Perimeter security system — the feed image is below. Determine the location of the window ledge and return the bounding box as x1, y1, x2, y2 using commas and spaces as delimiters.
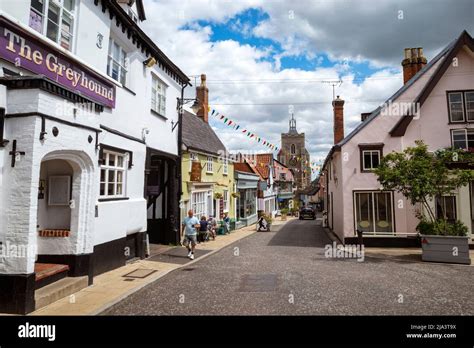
122, 86, 136, 96
98, 197, 130, 202
151, 109, 168, 120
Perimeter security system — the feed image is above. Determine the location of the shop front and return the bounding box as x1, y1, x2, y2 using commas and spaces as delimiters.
235, 171, 259, 227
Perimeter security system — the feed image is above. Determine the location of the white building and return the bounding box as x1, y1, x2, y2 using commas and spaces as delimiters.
0, 0, 189, 314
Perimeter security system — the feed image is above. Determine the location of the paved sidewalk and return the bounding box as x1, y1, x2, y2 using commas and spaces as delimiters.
31, 217, 294, 315
322, 224, 474, 266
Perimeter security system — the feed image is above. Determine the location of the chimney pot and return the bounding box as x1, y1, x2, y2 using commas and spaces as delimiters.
402, 47, 427, 84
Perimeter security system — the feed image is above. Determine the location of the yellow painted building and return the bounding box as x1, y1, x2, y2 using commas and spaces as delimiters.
180, 110, 236, 221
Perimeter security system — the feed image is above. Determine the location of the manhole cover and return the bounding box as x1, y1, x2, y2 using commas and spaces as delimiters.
238, 274, 278, 292
123, 268, 157, 279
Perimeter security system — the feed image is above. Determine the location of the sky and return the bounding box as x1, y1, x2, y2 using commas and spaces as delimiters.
141, 0, 474, 175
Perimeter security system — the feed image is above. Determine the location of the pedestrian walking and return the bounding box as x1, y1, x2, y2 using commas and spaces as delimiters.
223, 212, 230, 235
182, 210, 200, 260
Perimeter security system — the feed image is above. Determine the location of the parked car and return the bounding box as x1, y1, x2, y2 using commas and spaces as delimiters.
299, 207, 316, 220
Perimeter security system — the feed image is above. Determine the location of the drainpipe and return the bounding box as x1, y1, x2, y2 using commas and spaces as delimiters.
0, 107, 8, 147
176, 82, 189, 242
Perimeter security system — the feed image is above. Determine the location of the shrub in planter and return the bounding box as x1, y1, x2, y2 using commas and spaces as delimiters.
417, 219, 470, 265
280, 208, 288, 220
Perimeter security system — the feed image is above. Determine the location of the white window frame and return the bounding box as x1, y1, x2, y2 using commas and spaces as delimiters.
223, 189, 229, 212
100, 150, 127, 198
291, 144, 296, 154
206, 156, 213, 173
451, 129, 474, 150
465, 91, 474, 122
222, 157, 228, 175
107, 37, 128, 86
151, 74, 167, 116
29, 0, 76, 51
191, 191, 207, 219
189, 152, 198, 172
362, 150, 381, 171
448, 92, 465, 123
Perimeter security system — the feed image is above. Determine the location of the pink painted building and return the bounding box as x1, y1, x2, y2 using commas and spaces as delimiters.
322, 31, 474, 245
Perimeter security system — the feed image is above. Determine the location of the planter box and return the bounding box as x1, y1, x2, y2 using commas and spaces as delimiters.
421, 235, 471, 265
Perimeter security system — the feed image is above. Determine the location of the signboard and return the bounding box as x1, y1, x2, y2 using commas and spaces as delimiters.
219, 199, 224, 218
190, 161, 202, 182
0, 18, 116, 108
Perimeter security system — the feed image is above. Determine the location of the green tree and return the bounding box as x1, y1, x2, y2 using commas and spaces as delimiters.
374, 140, 474, 223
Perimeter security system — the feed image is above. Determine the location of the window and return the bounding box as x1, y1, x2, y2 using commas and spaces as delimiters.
100, 150, 127, 198
151, 75, 167, 116
451, 129, 474, 150
206, 156, 213, 173
354, 191, 394, 235
238, 189, 257, 219
279, 173, 286, 181
448, 91, 474, 123
466, 92, 474, 121
448, 92, 464, 122
291, 144, 296, 154
29, 0, 75, 50
359, 144, 383, 172
189, 152, 198, 172
191, 191, 206, 218
223, 157, 229, 175
107, 38, 128, 85
435, 195, 457, 222
223, 190, 229, 212
362, 150, 381, 171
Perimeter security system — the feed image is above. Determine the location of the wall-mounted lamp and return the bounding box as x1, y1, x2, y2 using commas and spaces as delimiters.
143, 57, 157, 68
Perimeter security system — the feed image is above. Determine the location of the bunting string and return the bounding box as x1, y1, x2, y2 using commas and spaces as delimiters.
210, 107, 279, 152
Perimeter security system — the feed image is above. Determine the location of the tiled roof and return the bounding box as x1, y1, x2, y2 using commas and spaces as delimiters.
254, 154, 273, 179
182, 111, 227, 156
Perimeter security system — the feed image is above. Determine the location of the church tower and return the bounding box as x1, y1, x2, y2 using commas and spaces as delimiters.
277, 114, 311, 191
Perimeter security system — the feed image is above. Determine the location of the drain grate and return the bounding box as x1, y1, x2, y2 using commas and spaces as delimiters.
238, 274, 278, 292
123, 268, 157, 279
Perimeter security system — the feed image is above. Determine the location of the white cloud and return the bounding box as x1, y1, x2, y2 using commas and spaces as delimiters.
141, 0, 471, 176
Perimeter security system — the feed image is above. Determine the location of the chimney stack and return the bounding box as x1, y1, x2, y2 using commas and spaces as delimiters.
333, 95, 345, 144
402, 47, 427, 84
196, 74, 209, 123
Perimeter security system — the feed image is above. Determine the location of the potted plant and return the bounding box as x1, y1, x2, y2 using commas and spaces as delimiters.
214, 192, 223, 200
375, 141, 473, 265
416, 217, 470, 264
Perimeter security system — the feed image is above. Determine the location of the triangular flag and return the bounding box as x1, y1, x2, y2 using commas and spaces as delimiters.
236, 125, 240, 130
224, 118, 228, 123
220, 115, 224, 120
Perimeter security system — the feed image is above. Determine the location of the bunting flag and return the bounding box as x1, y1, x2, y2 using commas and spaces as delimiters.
209, 106, 280, 152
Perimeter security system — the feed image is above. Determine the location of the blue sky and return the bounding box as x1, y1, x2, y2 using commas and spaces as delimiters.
182, 8, 391, 82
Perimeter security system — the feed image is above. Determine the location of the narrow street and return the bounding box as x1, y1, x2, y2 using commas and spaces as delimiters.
104, 220, 474, 315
